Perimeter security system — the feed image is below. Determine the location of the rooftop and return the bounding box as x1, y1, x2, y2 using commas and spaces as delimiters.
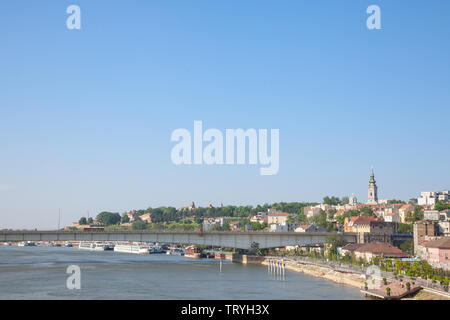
269, 212, 290, 216
355, 242, 408, 258
341, 243, 364, 252
424, 237, 450, 249
352, 216, 379, 225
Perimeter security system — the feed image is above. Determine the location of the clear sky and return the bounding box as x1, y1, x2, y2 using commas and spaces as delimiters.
1, 1, 449, 229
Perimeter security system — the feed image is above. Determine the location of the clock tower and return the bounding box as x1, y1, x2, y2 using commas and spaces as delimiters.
367, 167, 378, 205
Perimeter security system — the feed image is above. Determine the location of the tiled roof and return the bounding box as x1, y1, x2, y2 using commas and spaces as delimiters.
269, 212, 290, 216
355, 242, 408, 258
341, 243, 364, 252
352, 216, 379, 225
424, 237, 450, 249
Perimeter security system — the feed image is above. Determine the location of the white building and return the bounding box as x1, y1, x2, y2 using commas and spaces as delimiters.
269, 223, 298, 232
349, 193, 358, 206
424, 210, 440, 221
437, 221, 450, 236
202, 217, 225, 231
384, 212, 400, 223
418, 191, 449, 206
304, 206, 321, 219
268, 212, 290, 225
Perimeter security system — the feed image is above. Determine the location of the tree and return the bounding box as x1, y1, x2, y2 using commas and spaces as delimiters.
411, 206, 424, 222
340, 197, 349, 205
388, 199, 406, 204
398, 223, 413, 234
286, 215, 295, 224
96, 212, 121, 226
121, 213, 130, 224
327, 209, 337, 220
360, 207, 376, 217
132, 220, 147, 230
399, 241, 414, 256
435, 201, 450, 211
87, 217, 93, 224
323, 196, 340, 206
78, 217, 87, 225
326, 235, 347, 259
311, 210, 334, 231
297, 212, 307, 223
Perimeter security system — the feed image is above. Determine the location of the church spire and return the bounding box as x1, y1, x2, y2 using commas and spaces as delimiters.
367, 166, 378, 205
369, 166, 376, 186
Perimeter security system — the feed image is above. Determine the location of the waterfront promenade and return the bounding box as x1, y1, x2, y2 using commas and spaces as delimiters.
264, 255, 450, 299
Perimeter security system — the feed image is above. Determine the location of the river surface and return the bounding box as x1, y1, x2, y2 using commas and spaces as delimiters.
0, 246, 363, 299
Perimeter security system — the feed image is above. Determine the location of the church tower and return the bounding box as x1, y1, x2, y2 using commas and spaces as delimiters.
367, 167, 378, 205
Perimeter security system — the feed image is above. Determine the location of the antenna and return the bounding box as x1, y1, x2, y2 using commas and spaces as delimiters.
58, 208, 61, 230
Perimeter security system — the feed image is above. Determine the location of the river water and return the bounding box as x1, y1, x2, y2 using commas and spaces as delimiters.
0, 246, 363, 299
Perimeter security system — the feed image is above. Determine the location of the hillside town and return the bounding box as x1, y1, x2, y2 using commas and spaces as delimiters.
65, 169, 450, 276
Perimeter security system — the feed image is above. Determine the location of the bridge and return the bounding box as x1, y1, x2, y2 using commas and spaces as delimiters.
0, 230, 357, 249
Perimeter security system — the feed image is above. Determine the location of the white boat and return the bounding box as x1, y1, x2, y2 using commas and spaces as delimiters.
78, 242, 113, 251
78, 242, 94, 250
3, 242, 11, 246
114, 243, 150, 254
92, 242, 113, 251
167, 248, 184, 256
184, 245, 202, 259
18, 241, 37, 247
149, 244, 165, 254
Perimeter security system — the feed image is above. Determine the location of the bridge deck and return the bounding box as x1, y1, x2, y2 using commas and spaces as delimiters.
0, 230, 357, 249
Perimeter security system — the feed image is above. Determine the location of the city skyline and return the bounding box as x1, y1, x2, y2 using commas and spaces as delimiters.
1, 1, 450, 229
1, 167, 448, 229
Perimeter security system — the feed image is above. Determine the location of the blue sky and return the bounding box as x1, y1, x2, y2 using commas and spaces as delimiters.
1, 1, 449, 229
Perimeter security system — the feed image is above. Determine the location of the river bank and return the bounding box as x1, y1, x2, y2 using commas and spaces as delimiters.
262, 258, 365, 288
258, 257, 449, 300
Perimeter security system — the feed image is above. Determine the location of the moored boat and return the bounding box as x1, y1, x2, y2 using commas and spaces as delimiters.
167, 248, 185, 256
114, 243, 150, 254
78, 242, 113, 251
18, 241, 37, 247
184, 245, 202, 259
